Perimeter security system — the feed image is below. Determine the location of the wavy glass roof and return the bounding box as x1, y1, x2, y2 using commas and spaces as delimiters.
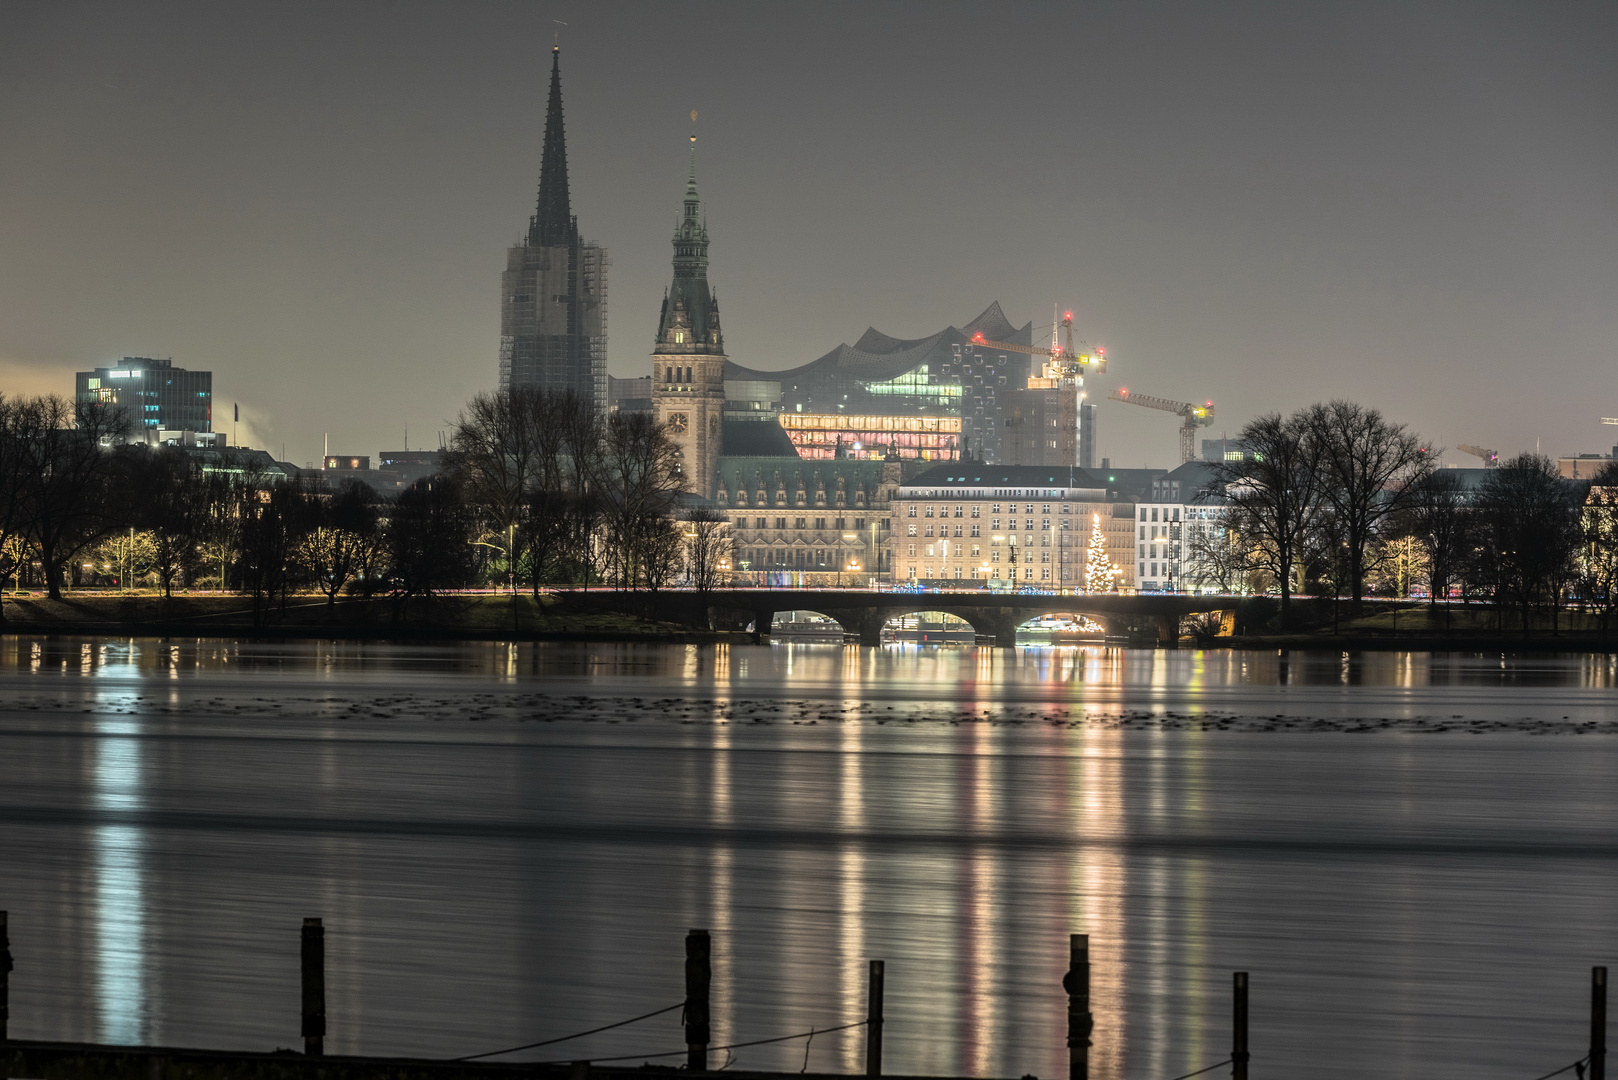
724, 302, 1030, 386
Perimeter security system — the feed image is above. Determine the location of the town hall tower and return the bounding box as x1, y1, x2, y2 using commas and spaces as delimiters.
651, 125, 726, 495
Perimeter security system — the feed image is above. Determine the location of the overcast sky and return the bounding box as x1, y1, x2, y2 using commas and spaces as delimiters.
2, 1, 1614, 468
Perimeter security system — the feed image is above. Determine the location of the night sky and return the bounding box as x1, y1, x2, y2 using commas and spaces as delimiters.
2, 1, 1614, 468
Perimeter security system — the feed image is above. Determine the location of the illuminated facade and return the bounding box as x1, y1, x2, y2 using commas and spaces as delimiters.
1136, 461, 1226, 592
650, 131, 727, 495
780, 413, 962, 461
715, 457, 917, 586
76, 357, 211, 433
499, 47, 608, 404
890, 465, 1139, 589
725, 303, 1035, 464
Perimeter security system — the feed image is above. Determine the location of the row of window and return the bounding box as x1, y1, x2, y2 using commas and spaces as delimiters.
735, 516, 878, 531
906, 543, 1069, 563
1139, 506, 1224, 522
906, 502, 1065, 518
906, 566, 1052, 581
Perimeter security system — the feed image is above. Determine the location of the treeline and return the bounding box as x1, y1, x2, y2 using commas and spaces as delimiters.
1195, 400, 1618, 637
0, 389, 731, 625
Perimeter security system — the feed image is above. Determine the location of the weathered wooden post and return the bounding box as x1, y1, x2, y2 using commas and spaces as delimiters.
1, 910, 11, 1043
1063, 934, 1091, 1080
1, 911, 10, 1080
301, 918, 325, 1057
1593, 966, 1608, 1080
1232, 972, 1249, 1080
866, 960, 885, 1078
685, 929, 711, 1072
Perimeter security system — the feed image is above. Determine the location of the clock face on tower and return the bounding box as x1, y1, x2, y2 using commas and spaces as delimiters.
668, 412, 689, 434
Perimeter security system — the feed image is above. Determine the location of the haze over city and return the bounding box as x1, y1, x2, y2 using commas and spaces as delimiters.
3, 1, 1614, 468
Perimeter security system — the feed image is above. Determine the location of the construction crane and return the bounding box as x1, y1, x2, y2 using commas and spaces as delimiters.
1107, 388, 1214, 464
970, 310, 1107, 375
1603, 418, 1618, 427
1457, 444, 1499, 468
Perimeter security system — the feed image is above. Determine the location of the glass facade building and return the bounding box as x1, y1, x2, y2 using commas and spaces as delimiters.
725, 303, 1034, 465
76, 357, 212, 433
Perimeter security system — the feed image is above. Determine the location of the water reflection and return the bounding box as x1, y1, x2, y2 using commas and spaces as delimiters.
92, 714, 147, 1044
1, 636, 1616, 1079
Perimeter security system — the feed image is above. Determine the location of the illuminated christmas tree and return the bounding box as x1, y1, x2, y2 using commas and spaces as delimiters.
1085, 513, 1113, 592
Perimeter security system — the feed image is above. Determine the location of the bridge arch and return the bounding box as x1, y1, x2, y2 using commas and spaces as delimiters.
877, 609, 979, 645
769, 609, 849, 641
1014, 611, 1111, 641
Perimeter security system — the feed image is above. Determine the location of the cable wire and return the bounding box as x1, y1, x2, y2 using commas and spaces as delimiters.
528, 1018, 870, 1066
1162, 1059, 1233, 1080
1525, 1056, 1590, 1080
453, 1002, 685, 1061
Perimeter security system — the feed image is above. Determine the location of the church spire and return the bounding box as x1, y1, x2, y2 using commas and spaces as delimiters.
656, 114, 720, 351
529, 45, 576, 246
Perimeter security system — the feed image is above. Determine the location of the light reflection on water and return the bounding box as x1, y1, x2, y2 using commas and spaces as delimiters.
0, 636, 1616, 1079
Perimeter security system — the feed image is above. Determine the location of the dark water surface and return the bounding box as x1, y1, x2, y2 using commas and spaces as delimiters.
2, 637, 1617, 1079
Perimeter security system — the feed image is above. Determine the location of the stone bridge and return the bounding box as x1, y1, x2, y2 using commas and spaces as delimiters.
581, 588, 1259, 646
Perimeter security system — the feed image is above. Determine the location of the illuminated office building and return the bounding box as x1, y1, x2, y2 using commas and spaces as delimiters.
724, 303, 1035, 465
76, 357, 211, 433
780, 413, 963, 461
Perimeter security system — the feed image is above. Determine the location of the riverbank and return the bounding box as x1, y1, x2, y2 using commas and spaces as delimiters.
0, 592, 737, 643
0, 592, 1612, 652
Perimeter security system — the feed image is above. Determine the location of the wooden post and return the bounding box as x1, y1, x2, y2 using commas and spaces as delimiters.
1232, 972, 1249, 1080
0, 910, 10, 1080
1, 910, 11, 1043
1593, 966, 1608, 1080
866, 960, 885, 1079
301, 918, 325, 1057
1063, 934, 1091, 1080
685, 929, 711, 1072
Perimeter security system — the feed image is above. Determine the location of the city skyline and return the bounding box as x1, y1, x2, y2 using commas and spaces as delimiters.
1, 2, 1614, 468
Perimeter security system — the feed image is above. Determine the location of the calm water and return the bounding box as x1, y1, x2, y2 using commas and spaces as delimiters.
2, 637, 1617, 1079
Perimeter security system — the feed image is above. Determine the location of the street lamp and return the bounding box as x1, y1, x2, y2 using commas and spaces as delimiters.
468, 534, 517, 595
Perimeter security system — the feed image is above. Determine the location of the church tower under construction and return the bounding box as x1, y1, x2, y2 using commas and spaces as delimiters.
499, 46, 607, 404
651, 126, 727, 495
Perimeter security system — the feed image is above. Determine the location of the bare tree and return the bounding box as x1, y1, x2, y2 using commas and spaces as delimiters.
1214, 411, 1322, 627
383, 476, 476, 606
197, 469, 251, 591
684, 504, 734, 595
1303, 401, 1431, 611
0, 396, 34, 622
1400, 469, 1473, 629
238, 478, 318, 627
1474, 454, 1579, 638
1579, 461, 1618, 640
597, 412, 680, 589
298, 480, 383, 612
1182, 509, 1249, 593
445, 388, 547, 581
557, 395, 604, 588
127, 446, 207, 597
13, 395, 131, 598
641, 520, 684, 592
